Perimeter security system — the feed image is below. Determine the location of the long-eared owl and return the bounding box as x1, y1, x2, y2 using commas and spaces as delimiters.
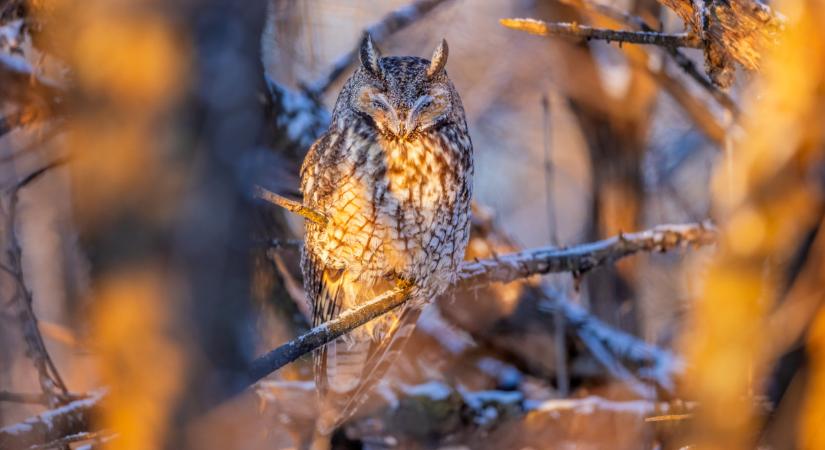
300, 34, 473, 432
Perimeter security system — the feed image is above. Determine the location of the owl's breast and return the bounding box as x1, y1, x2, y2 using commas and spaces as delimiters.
307, 129, 469, 284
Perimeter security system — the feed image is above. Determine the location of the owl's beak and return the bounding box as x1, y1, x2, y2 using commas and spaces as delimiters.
396, 122, 408, 137
390, 111, 415, 140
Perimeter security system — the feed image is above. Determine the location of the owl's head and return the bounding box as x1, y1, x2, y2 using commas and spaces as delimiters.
333, 34, 463, 140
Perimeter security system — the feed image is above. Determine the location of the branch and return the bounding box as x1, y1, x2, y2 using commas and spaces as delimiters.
249, 222, 713, 381
304, 0, 452, 96
0, 392, 104, 450
246, 282, 412, 384
500, 18, 700, 48
457, 222, 715, 288
253, 185, 327, 225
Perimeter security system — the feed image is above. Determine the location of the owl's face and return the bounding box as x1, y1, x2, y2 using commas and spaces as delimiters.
344, 36, 457, 141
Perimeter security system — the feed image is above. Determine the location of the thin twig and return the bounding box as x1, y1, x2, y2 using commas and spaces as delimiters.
1, 162, 71, 407
540, 94, 569, 396
304, 0, 451, 96
0, 390, 48, 405
500, 18, 701, 48
560, 0, 738, 115
253, 185, 327, 226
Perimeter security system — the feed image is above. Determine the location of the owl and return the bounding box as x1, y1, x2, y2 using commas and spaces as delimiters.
300, 34, 473, 433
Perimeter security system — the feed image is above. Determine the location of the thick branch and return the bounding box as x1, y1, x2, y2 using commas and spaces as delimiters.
500, 18, 701, 48
246, 283, 412, 384
304, 0, 451, 96
250, 222, 712, 381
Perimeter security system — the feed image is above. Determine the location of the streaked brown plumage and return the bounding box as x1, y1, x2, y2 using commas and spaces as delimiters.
300, 34, 473, 433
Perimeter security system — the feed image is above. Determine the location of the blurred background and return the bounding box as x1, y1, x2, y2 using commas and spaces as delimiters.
1, 0, 823, 449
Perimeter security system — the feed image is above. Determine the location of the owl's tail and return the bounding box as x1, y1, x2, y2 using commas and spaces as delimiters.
313, 298, 422, 437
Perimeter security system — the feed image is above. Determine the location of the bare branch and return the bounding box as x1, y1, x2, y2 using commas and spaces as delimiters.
500, 18, 701, 48
246, 282, 412, 384
457, 222, 716, 288
304, 0, 452, 96
253, 185, 327, 225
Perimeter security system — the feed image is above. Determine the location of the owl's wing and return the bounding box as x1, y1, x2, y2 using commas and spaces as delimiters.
300, 248, 341, 400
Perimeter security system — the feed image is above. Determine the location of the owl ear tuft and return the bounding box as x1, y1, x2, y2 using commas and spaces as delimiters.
359, 33, 383, 77
427, 39, 449, 78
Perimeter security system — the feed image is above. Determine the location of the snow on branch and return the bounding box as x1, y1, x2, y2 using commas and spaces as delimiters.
500, 18, 701, 48
0, 391, 104, 449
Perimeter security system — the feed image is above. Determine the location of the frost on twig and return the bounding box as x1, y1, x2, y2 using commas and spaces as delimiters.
500, 18, 701, 48
0, 391, 105, 449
